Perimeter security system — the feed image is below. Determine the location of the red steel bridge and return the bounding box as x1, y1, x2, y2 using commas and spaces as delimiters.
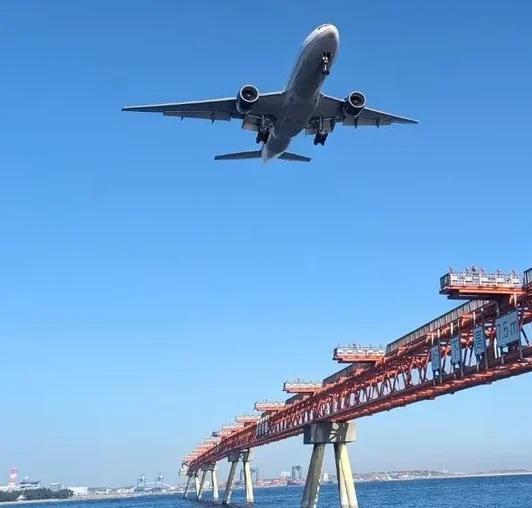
180, 267, 532, 507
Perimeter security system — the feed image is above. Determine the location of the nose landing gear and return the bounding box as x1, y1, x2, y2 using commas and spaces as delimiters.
321, 52, 331, 75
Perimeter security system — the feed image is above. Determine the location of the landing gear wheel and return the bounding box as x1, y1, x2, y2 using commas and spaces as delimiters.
313, 131, 328, 146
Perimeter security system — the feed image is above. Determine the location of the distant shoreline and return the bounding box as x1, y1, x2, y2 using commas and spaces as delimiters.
357, 471, 532, 482
0, 492, 180, 507
2, 473, 531, 506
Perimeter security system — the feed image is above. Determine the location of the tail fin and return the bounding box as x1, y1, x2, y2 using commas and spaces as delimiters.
214, 150, 311, 162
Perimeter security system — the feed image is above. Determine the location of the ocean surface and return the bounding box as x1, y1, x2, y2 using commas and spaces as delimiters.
7, 475, 532, 508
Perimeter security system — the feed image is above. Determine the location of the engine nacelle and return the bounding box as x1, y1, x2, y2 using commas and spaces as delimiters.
236, 85, 260, 115
343, 91, 366, 118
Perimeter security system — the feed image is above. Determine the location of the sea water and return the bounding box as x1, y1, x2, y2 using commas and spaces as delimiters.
7, 475, 532, 508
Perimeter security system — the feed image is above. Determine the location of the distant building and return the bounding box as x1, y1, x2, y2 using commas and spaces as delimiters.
116, 487, 135, 494
49, 483, 63, 492
68, 486, 89, 496
19, 478, 41, 490
90, 488, 111, 495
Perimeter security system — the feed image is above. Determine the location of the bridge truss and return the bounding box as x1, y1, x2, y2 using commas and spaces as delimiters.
183, 267, 532, 474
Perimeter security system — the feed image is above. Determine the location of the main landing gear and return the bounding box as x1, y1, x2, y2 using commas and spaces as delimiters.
313, 116, 329, 145
256, 128, 270, 144
313, 131, 328, 146
321, 52, 331, 75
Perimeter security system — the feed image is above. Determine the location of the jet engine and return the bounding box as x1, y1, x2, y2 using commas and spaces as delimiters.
236, 85, 260, 115
343, 91, 366, 118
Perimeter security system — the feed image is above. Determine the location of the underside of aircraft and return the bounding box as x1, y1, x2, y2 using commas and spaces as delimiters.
122, 23, 417, 162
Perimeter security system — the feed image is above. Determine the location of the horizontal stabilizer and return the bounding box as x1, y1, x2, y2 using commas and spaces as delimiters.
214, 151, 262, 161
278, 152, 311, 162
214, 151, 311, 162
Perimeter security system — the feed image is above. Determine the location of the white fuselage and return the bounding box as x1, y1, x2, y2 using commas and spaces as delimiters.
261, 24, 340, 162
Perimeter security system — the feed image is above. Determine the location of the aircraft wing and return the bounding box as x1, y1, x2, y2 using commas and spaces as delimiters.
121, 92, 284, 123
310, 94, 418, 131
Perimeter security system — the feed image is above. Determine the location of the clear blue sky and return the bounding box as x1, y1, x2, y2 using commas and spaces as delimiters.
1, 0, 532, 488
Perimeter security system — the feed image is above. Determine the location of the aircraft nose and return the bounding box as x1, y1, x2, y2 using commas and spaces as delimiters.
325, 24, 339, 43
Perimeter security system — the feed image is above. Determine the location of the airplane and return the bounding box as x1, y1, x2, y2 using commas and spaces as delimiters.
121, 23, 417, 163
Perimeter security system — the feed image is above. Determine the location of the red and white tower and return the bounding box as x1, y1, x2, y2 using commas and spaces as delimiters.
8, 468, 18, 491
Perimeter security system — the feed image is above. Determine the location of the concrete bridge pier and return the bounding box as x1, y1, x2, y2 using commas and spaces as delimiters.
301, 422, 358, 508
301, 442, 325, 508
209, 463, 219, 502
222, 452, 240, 504
193, 473, 200, 498
197, 468, 207, 500
183, 474, 192, 499
242, 449, 255, 504
222, 451, 240, 505
334, 441, 358, 508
